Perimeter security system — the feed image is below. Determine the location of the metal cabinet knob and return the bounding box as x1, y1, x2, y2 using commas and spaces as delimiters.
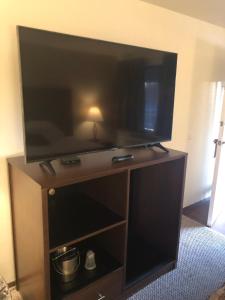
97, 293, 106, 300
48, 188, 56, 196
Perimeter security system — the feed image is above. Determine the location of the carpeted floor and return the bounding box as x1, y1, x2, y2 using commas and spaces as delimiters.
129, 216, 225, 300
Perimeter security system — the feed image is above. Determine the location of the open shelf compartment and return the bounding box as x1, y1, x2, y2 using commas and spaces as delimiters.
50, 225, 126, 299
126, 159, 185, 286
48, 172, 128, 250
126, 234, 174, 285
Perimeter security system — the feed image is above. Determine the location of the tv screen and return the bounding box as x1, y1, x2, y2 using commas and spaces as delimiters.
18, 26, 177, 163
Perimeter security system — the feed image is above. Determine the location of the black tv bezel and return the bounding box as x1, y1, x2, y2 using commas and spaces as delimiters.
17, 25, 177, 163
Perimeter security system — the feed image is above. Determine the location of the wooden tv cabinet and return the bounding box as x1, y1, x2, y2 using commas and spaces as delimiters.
8, 148, 187, 300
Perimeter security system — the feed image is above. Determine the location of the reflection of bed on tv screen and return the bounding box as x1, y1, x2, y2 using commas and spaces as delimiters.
18, 26, 177, 162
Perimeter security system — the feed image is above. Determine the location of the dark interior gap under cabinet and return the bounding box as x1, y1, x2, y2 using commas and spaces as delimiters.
8, 148, 187, 300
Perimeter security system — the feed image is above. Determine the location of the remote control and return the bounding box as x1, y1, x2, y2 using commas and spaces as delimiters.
61, 156, 81, 165
112, 154, 134, 163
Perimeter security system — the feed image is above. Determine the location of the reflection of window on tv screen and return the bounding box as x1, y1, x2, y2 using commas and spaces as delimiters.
144, 82, 159, 132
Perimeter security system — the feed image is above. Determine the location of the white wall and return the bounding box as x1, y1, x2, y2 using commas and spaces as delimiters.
1, 0, 225, 283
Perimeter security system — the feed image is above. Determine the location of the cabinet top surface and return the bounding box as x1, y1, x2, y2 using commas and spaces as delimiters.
8, 148, 187, 188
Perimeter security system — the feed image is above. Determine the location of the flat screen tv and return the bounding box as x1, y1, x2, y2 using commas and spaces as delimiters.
18, 26, 177, 163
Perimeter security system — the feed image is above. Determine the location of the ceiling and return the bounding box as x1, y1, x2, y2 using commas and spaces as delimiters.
143, 0, 225, 28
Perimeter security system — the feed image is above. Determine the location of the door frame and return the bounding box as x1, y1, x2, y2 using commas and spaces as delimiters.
207, 82, 225, 227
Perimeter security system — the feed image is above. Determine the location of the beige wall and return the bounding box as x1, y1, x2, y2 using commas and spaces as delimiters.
1, 0, 225, 283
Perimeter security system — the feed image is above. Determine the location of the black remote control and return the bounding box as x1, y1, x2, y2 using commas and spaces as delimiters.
112, 154, 134, 163
61, 155, 81, 165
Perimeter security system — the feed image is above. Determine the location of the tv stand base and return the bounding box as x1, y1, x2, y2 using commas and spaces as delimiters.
39, 160, 56, 176
147, 143, 169, 153
8, 149, 187, 300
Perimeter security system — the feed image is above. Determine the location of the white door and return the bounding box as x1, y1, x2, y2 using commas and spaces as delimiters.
208, 82, 225, 227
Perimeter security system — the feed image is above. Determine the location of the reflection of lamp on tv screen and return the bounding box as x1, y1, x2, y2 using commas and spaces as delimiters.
87, 106, 103, 141
18, 26, 177, 163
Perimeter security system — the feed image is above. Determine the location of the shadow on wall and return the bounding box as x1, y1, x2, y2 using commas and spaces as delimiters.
185, 38, 225, 206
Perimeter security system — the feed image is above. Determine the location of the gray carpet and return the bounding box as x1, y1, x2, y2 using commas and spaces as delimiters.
129, 216, 225, 300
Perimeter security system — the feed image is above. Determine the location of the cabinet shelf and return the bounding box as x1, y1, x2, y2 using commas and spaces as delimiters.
48, 194, 125, 251
51, 246, 123, 299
